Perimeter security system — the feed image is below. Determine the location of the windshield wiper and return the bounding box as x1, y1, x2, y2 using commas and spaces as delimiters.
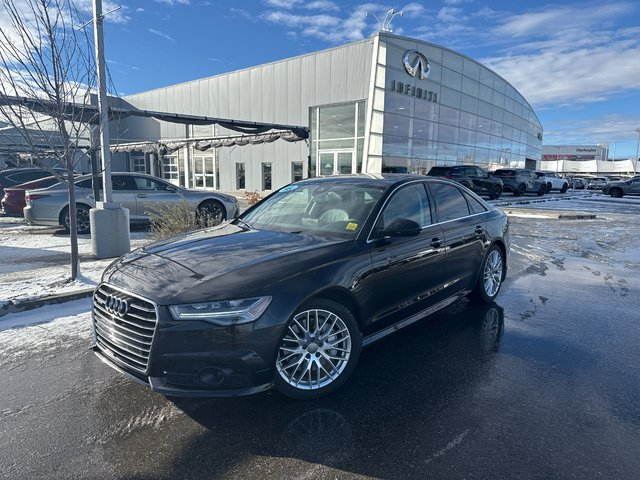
235, 218, 252, 230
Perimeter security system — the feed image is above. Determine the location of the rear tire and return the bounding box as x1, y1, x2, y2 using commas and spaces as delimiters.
537, 184, 546, 196
274, 298, 362, 400
546, 182, 552, 193
610, 188, 623, 198
513, 184, 526, 196
60, 204, 91, 234
472, 245, 504, 304
489, 185, 502, 200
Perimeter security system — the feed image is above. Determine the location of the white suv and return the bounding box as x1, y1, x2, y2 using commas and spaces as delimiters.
535, 171, 569, 193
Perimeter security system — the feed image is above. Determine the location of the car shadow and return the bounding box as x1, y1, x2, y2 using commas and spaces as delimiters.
147, 300, 506, 479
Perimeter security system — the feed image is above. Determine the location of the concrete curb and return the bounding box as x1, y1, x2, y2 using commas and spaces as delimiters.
0, 287, 94, 319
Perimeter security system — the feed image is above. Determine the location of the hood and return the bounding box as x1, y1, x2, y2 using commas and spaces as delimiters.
103, 223, 347, 304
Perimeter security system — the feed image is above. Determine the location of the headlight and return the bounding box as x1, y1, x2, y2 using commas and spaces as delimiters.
168, 297, 272, 326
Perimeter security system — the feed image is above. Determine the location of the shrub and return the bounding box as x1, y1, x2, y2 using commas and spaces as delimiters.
147, 198, 218, 242
245, 190, 262, 206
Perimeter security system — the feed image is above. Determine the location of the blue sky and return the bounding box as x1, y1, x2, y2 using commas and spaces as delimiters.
98, 0, 640, 158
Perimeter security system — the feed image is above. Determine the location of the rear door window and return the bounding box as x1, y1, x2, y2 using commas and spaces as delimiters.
430, 182, 471, 222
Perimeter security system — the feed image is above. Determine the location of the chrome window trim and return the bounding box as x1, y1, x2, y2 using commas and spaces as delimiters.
365, 179, 490, 244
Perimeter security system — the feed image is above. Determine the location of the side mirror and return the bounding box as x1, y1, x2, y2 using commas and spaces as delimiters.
165, 186, 177, 193
381, 218, 422, 237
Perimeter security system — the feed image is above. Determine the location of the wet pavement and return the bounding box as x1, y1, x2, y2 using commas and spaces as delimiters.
1, 197, 639, 479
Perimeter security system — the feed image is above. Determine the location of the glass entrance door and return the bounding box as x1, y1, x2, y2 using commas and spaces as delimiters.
193, 156, 215, 189
317, 150, 355, 175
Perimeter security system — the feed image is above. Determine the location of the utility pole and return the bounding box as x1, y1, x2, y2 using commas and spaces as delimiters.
635, 128, 640, 176
90, 0, 130, 259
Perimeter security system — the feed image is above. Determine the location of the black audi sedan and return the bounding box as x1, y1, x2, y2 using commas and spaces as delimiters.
92, 175, 510, 400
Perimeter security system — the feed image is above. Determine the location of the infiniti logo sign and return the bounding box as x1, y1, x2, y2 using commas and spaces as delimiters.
104, 294, 129, 317
403, 50, 430, 80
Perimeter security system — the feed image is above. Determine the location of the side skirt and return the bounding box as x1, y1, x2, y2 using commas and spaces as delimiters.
362, 290, 471, 347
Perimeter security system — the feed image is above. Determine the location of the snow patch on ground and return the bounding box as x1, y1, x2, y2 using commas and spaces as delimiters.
0, 216, 151, 305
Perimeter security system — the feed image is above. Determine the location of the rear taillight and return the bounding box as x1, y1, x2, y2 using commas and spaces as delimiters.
25, 194, 49, 203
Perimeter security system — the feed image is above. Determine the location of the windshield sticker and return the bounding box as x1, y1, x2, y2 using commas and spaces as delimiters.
346, 222, 358, 231
280, 185, 299, 192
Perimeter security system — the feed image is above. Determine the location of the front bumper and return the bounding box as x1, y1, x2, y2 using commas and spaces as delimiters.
91, 287, 287, 397
92, 345, 273, 397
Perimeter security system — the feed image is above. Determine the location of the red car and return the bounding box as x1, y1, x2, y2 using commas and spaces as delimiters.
1, 175, 62, 216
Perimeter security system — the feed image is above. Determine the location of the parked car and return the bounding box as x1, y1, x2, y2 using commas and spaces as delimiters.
601, 176, 640, 198
0, 167, 65, 199
427, 165, 503, 199
534, 171, 569, 193
566, 176, 592, 189
587, 176, 610, 190
1, 175, 63, 216
24, 172, 240, 234
91, 174, 510, 399
490, 168, 546, 196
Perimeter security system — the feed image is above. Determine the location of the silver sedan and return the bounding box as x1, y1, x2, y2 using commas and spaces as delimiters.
23, 172, 240, 234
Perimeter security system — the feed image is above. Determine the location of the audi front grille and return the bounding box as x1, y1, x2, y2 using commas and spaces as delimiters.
92, 284, 158, 375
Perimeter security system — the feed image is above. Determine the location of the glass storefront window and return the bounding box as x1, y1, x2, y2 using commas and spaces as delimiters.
382, 135, 410, 157
236, 163, 245, 190
413, 119, 438, 141
383, 113, 411, 137
291, 162, 303, 182
318, 104, 356, 140
262, 163, 272, 191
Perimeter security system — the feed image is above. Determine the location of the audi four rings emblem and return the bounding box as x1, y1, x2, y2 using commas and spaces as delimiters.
403, 50, 430, 80
105, 294, 129, 317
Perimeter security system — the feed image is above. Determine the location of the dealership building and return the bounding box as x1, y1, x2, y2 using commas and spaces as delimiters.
110, 32, 544, 192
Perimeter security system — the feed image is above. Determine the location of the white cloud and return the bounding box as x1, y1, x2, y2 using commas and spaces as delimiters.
154, 0, 190, 6
437, 6, 464, 22
264, 0, 301, 8
263, 8, 371, 42
495, 3, 631, 38
542, 114, 640, 150
148, 28, 176, 43
305, 1, 339, 11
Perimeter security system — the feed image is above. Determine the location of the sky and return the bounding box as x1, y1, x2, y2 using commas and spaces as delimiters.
56, 1, 640, 158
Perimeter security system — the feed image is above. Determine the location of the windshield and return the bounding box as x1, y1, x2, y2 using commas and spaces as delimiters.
239, 181, 385, 238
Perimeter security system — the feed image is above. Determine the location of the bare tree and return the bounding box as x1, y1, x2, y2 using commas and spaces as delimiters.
0, 0, 99, 280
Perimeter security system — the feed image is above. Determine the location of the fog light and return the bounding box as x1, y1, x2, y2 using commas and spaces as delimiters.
199, 367, 227, 386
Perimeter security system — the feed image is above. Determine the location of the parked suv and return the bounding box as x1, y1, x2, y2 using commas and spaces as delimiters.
602, 176, 640, 198
534, 171, 569, 193
490, 168, 547, 196
427, 165, 503, 199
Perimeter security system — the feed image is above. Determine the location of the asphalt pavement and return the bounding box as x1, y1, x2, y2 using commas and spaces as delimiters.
0, 193, 639, 479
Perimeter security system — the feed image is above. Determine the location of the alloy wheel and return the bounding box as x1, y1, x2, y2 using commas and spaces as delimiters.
276, 309, 352, 391
483, 249, 503, 298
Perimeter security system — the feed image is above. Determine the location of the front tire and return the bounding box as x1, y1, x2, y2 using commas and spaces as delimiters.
197, 200, 225, 226
560, 183, 568, 193
472, 245, 504, 303
546, 182, 552, 193
274, 299, 362, 400
60, 204, 91, 234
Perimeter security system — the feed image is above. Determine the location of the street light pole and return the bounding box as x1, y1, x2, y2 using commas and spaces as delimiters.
634, 128, 640, 176
90, 0, 130, 259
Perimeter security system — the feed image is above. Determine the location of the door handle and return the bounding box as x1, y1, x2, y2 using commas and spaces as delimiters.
430, 237, 441, 248
474, 226, 484, 234
136, 193, 148, 198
